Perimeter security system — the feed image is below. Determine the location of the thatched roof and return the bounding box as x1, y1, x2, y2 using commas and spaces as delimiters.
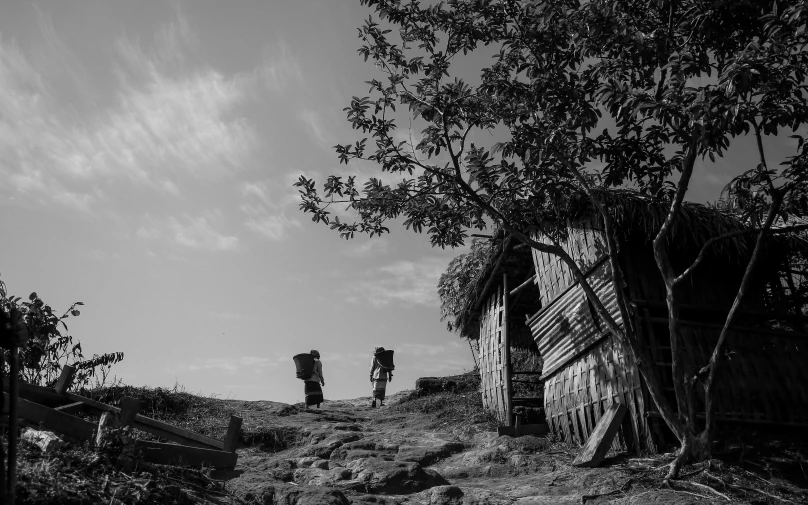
455, 190, 808, 339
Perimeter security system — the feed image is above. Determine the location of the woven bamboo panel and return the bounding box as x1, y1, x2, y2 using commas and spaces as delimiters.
644, 316, 808, 426
543, 333, 654, 454
478, 283, 509, 423
531, 228, 608, 306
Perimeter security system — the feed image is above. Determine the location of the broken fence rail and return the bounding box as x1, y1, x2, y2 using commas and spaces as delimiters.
3, 365, 242, 470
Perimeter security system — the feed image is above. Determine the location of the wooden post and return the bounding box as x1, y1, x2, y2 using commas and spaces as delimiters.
119, 397, 140, 428
0, 350, 6, 502
8, 347, 19, 505
222, 416, 242, 453
54, 365, 76, 394
503, 273, 513, 427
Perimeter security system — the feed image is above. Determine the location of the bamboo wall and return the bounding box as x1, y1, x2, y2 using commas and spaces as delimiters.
543, 333, 654, 452
478, 283, 509, 424
531, 227, 608, 306
641, 312, 808, 427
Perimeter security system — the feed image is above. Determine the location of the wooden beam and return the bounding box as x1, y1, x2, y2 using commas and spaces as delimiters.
3, 393, 95, 441
573, 403, 627, 467
3, 379, 73, 408
503, 273, 513, 427
54, 365, 76, 394
135, 441, 237, 469
634, 298, 808, 322
119, 397, 140, 428
509, 274, 537, 298
61, 392, 224, 450
222, 416, 242, 453
53, 401, 85, 413
473, 236, 513, 312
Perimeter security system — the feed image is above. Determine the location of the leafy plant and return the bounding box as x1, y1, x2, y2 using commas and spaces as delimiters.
0, 275, 124, 390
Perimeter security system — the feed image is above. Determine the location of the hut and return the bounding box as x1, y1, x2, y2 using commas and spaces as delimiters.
460, 191, 808, 452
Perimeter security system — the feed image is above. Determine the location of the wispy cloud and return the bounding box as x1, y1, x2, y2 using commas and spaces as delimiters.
0, 11, 272, 212
341, 239, 389, 258
240, 179, 301, 241
300, 109, 332, 148
341, 257, 450, 308
175, 356, 282, 374
137, 210, 240, 252
258, 40, 303, 92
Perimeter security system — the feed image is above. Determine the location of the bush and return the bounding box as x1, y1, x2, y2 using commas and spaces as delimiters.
0, 274, 123, 389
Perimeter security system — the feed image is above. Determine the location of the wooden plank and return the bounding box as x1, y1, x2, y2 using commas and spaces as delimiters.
3, 379, 73, 408
222, 416, 242, 453
54, 401, 85, 413
62, 392, 224, 450
573, 403, 627, 467
120, 397, 140, 428
136, 441, 237, 469
54, 365, 76, 394
3, 393, 95, 441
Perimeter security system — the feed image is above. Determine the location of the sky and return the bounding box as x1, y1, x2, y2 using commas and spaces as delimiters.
0, 1, 797, 404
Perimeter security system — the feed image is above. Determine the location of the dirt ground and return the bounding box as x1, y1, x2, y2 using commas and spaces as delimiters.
220, 391, 808, 505
10, 384, 808, 504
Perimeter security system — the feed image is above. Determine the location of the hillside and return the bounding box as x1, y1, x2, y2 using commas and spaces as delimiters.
10, 374, 808, 504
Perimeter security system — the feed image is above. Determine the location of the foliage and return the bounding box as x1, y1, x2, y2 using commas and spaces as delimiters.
0, 275, 123, 389
296, 0, 808, 478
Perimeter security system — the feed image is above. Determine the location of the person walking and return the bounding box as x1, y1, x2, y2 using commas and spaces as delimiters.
369, 346, 393, 407
305, 349, 324, 410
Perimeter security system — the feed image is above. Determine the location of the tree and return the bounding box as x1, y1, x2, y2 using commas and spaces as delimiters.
295, 0, 808, 478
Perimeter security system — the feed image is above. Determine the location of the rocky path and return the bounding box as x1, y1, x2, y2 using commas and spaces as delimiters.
224, 393, 718, 505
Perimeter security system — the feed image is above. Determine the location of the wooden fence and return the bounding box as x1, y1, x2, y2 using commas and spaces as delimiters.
3, 365, 241, 473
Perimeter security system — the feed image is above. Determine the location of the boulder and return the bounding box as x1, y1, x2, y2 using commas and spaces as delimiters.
395, 442, 465, 466
345, 457, 448, 493
21, 429, 65, 453
430, 485, 464, 505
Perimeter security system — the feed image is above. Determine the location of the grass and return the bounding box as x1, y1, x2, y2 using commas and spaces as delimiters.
391, 371, 499, 439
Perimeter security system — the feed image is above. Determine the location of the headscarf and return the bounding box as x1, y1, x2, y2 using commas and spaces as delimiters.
374, 347, 385, 355
310, 349, 320, 358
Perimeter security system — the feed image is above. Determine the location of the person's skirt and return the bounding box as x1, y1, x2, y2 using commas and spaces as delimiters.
372, 378, 387, 401
304, 381, 323, 406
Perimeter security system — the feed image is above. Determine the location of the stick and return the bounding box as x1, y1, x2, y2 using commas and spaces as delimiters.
670, 479, 730, 501
732, 484, 797, 504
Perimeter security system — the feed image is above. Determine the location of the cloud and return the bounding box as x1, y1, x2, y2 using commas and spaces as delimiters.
240, 180, 301, 241
300, 109, 332, 148
137, 210, 240, 252
341, 257, 450, 308
258, 40, 303, 92
0, 11, 278, 212
177, 356, 281, 374
341, 239, 389, 258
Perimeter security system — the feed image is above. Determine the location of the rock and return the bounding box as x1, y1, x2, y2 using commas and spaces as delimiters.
430, 485, 464, 505
297, 456, 329, 469
297, 432, 361, 459
345, 457, 448, 493
294, 467, 352, 487
395, 442, 465, 466
332, 423, 362, 431
21, 429, 65, 453
242, 483, 350, 505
